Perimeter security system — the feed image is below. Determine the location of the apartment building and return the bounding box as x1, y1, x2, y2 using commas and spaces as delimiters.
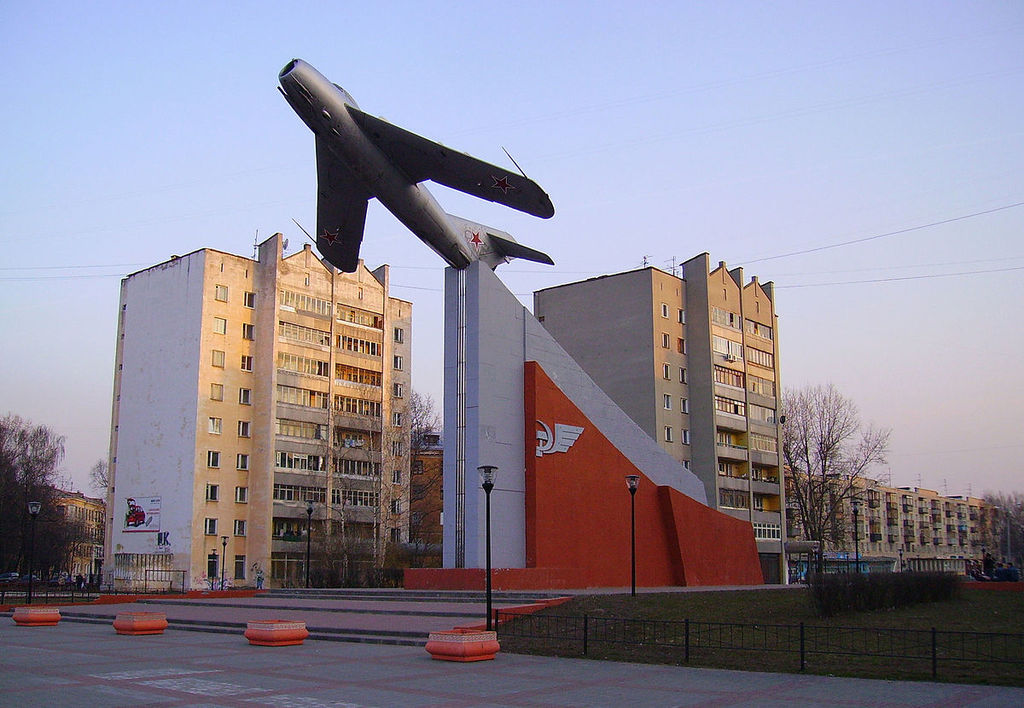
786, 474, 996, 572
534, 253, 786, 582
105, 233, 411, 589
408, 431, 443, 567
55, 490, 105, 581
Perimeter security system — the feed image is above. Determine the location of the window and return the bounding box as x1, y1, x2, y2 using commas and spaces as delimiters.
239, 388, 252, 405
745, 319, 773, 340
715, 395, 745, 416
680, 398, 689, 413
213, 317, 227, 335
337, 333, 380, 356
679, 367, 687, 384
214, 284, 229, 302
678, 309, 686, 324
393, 383, 404, 398
235, 486, 248, 503
661, 303, 669, 318
714, 365, 744, 388
234, 519, 246, 536
336, 363, 381, 386
206, 484, 219, 501
391, 441, 405, 456
750, 433, 778, 453
749, 404, 777, 424
241, 323, 254, 340
243, 291, 255, 308
275, 418, 328, 440
279, 289, 332, 317
661, 333, 670, 348
333, 395, 381, 417
208, 417, 222, 434
391, 527, 401, 543
279, 320, 331, 347
747, 347, 775, 369
394, 327, 404, 343
210, 383, 224, 401
662, 364, 671, 380
711, 307, 741, 329
749, 374, 776, 397
663, 394, 672, 410
393, 355, 404, 370
719, 489, 749, 509
236, 453, 249, 470
237, 420, 251, 438
279, 384, 330, 409
676, 338, 685, 354
681, 428, 690, 444
204, 518, 218, 535
712, 336, 743, 361
212, 350, 225, 367
234, 554, 246, 580
392, 412, 403, 426
392, 469, 402, 484
664, 426, 673, 442
753, 522, 782, 540
207, 451, 220, 468
391, 499, 402, 514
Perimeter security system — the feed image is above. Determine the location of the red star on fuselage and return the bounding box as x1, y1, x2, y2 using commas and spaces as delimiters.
490, 176, 516, 194
468, 231, 483, 249
321, 229, 340, 245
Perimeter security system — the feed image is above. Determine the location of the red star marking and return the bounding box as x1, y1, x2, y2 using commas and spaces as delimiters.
321, 229, 339, 245
490, 176, 516, 194
468, 231, 483, 249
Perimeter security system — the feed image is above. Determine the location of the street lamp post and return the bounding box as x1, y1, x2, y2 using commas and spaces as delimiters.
27, 501, 41, 604
478, 465, 497, 631
852, 499, 861, 574
220, 536, 228, 590
305, 501, 314, 589
898, 547, 904, 573
626, 475, 640, 596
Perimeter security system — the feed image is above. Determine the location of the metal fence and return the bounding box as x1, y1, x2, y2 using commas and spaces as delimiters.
495, 611, 1024, 679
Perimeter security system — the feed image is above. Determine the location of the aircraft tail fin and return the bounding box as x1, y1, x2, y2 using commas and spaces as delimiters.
444, 213, 554, 269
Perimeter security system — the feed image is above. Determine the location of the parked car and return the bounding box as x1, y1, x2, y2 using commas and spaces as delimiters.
0, 572, 19, 582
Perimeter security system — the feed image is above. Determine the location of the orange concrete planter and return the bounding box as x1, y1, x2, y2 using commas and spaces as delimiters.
12, 607, 61, 626
113, 611, 169, 635
425, 629, 500, 662
244, 620, 309, 646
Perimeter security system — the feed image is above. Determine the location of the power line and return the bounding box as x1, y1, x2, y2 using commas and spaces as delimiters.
740, 201, 1024, 265
776, 265, 1024, 288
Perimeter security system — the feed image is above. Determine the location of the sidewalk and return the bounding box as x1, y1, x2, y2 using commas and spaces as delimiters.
3, 618, 1022, 706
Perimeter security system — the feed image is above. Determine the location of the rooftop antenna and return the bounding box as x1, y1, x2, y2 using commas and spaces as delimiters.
253, 229, 259, 260
642, 255, 650, 267
943, 478, 948, 496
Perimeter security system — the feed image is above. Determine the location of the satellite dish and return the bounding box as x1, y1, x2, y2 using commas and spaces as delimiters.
283, 238, 289, 252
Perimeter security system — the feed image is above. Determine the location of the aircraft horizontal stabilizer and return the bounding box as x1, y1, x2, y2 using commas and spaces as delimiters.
489, 233, 554, 266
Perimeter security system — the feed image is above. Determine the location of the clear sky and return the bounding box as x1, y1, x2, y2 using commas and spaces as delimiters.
1, 2, 1021, 497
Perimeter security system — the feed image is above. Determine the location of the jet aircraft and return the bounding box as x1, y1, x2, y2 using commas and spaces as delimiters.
278, 59, 555, 272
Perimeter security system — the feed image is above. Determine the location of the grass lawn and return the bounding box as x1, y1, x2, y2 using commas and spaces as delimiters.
498, 586, 1024, 685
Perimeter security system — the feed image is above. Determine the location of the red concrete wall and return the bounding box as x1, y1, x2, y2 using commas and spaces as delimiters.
524, 362, 762, 587
405, 362, 762, 591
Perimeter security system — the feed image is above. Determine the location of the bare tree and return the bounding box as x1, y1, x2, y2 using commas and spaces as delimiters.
407, 391, 442, 566
89, 459, 109, 494
982, 492, 1023, 566
0, 414, 66, 573
782, 384, 890, 551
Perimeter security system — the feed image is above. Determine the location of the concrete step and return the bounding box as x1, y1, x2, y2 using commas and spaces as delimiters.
260, 588, 566, 603
58, 612, 426, 647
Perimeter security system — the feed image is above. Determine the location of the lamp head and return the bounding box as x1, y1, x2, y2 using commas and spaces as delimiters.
306, 500, 314, 516
478, 465, 497, 490
28, 501, 42, 516
625, 475, 640, 493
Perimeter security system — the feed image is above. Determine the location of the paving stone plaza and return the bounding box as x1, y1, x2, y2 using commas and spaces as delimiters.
3, 590, 1024, 706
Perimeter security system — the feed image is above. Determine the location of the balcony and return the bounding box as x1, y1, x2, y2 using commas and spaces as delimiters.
716, 443, 748, 461
869, 533, 882, 542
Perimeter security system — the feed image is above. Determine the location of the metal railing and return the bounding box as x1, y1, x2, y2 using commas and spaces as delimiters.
496, 612, 1024, 679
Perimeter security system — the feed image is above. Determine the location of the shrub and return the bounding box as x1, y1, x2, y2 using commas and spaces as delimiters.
810, 571, 960, 617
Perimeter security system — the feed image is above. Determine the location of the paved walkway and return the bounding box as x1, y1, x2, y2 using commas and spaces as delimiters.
3, 613, 1023, 706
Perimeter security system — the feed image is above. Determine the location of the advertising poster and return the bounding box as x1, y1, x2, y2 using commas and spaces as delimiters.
122, 495, 161, 532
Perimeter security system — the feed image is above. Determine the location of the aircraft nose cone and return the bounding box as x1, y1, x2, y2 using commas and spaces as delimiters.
279, 59, 299, 79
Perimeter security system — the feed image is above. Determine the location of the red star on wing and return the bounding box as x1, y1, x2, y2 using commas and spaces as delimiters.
490, 176, 516, 194
320, 228, 340, 245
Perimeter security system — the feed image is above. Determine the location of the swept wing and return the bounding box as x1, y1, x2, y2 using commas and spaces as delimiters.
347, 106, 555, 219
315, 137, 370, 272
